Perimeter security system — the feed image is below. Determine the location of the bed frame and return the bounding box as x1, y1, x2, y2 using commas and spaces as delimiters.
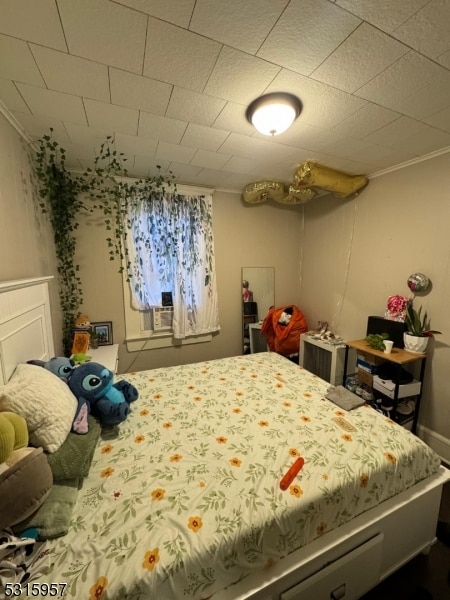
0, 276, 449, 600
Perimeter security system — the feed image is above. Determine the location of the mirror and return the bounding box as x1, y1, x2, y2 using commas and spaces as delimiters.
242, 267, 275, 354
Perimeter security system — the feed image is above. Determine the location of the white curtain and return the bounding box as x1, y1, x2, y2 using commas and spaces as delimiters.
123, 191, 220, 339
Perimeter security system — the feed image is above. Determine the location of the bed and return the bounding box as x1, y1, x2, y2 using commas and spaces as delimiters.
0, 277, 449, 600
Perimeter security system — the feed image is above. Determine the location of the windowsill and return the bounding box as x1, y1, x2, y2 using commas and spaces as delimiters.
125, 332, 212, 352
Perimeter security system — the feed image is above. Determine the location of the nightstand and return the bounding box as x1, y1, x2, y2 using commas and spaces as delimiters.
88, 344, 119, 373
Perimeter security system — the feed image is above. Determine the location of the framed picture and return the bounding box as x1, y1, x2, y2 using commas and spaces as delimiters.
71, 331, 90, 355
91, 321, 113, 346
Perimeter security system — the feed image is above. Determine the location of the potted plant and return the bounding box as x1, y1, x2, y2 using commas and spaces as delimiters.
89, 329, 99, 350
404, 302, 441, 353
365, 332, 389, 351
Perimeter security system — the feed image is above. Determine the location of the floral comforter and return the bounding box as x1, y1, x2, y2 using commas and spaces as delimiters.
43, 352, 440, 599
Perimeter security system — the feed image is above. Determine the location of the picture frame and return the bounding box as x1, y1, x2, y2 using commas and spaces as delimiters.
71, 331, 90, 355
91, 321, 113, 346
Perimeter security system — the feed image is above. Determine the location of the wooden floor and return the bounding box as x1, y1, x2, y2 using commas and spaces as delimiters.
361, 480, 450, 600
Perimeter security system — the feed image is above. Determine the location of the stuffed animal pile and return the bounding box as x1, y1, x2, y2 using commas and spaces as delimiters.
27, 357, 139, 434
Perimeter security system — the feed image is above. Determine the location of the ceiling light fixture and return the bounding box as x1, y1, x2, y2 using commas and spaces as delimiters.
246, 92, 302, 136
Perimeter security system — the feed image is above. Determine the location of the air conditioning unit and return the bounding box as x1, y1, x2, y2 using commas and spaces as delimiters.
151, 307, 174, 331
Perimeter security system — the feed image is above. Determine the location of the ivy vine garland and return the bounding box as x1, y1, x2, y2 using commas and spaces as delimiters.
34, 130, 175, 355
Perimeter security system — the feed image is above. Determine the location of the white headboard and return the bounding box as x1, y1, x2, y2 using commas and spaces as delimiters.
0, 276, 55, 385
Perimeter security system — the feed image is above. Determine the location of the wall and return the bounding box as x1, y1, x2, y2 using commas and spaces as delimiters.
75, 191, 304, 372
0, 113, 61, 350
299, 152, 450, 459
2, 112, 449, 458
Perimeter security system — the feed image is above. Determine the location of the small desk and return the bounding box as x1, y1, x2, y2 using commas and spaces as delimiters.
344, 339, 426, 433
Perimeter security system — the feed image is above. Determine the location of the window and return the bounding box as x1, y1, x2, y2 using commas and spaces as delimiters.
122, 185, 220, 351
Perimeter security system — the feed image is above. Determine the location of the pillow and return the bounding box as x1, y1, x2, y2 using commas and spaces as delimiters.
0, 363, 77, 453
0, 447, 53, 530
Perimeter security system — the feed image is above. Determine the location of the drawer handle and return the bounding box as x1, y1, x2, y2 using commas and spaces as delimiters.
331, 583, 346, 600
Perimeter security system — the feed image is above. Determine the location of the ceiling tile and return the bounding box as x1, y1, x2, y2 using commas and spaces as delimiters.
84, 99, 138, 135
266, 70, 367, 129
319, 136, 373, 161
186, 167, 230, 188
11, 112, 72, 145
167, 162, 203, 181
438, 50, 450, 69
0, 0, 67, 50
335, 0, 430, 34
212, 102, 255, 136
143, 18, 221, 92
180, 124, 230, 152
191, 150, 230, 169
312, 23, 409, 93
64, 122, 113, 147
131, 154, 161, 178
204, 47, 280, 105
31, 45, 110, 102
393, 72, 450, 120
217, 133, 265, 158
364, 116, 433, 147
16, 83, 87, 125
155, 141, 196, 163
0, 35, 45, 86
355, 51, 445, 111
110, 68, 171, 115
114, 0, 195, 28
219, 172, 261, 191
389, 126, 450, 156
166, 87, 226, 127
275, 121, 338, 151
249, 140, 303, 164
114, 132, 158, 157
58, 0, 147, 73
138, 112, 187, 144
424, 106, 450, 133
330, 104, 401, 139
190, 0, 288, 55
0, 79, 32, 113
393, 0, 450, 59
257, 0, 360, 75
221, 156, 260, 174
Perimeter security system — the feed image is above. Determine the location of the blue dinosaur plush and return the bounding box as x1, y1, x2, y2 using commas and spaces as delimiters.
68, 362, 138, 433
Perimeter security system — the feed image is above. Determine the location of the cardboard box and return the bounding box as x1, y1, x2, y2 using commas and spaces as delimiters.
357, 368, 373, 386
373, 375, 421, 399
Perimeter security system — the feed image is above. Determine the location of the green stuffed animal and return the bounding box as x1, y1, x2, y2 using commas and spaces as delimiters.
0, 411, 53, 531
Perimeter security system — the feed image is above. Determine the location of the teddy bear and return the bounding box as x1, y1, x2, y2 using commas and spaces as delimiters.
68, 362, 138, 433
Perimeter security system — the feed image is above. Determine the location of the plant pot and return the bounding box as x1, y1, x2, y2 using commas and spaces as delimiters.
90, 338, 99, 350
403, 332, 429, 354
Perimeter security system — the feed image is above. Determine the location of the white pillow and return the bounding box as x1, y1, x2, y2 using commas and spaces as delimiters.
0, 363, 77, 453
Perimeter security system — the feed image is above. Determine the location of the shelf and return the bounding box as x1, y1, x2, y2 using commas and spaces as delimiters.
346, 339, 425, 365
344, 339, 426, 435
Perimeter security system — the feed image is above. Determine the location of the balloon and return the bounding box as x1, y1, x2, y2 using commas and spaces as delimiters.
293, 161, 368, 199
407, 273, 431, 293
242, 161, 369, 206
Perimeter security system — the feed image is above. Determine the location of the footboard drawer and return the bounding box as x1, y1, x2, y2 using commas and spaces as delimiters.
280, 533, 383, 600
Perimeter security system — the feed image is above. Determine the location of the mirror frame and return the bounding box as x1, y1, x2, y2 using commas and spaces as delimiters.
242, 267, 275, 354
